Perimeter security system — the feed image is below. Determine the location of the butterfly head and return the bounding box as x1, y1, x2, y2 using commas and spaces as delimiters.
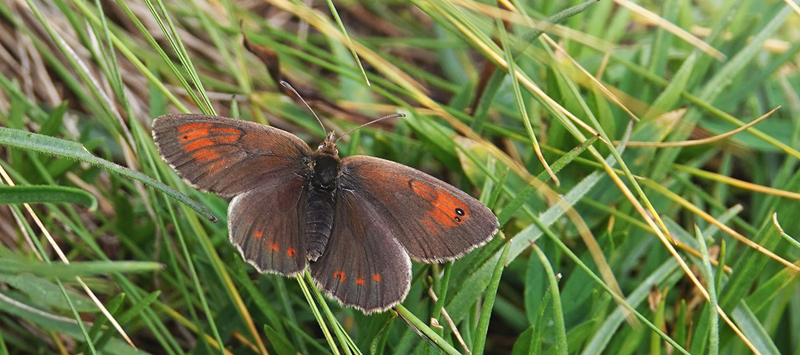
317, 131, 339, 157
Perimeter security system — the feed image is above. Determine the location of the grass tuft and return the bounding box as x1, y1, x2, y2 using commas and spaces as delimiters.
1, 1, 799, 354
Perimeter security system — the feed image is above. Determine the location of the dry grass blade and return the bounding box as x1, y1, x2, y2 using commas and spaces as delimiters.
782, 0, 800, 17
614, 0, 726, 60
597, 162, 763, 354
419, 0, 605, 142
266, 0, 427, 93
624, 106, 780, 147
647, 182, 800, 273
427, 287, 471, 355
773, 213, 800, 251
674, 164, 800, 202
2, 0, 797, 353
453, 0, 614, 51
0, 165, 135, 349
541, 34, 640, 121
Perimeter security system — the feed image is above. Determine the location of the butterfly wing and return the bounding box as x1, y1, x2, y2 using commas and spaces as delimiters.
228, 175, 309, 275
310, 190, 412, 313
310, 155, 497, 312
152, 114, 314, 275
338, 156, 498, 263
152, 114, 313, 197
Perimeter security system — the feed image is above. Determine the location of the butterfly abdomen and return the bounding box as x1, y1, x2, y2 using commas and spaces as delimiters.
305, 188, 335, 261
305, 154, 340, 261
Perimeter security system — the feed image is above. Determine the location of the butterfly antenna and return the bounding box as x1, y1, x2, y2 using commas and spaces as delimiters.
279, 80, 327, 134
336, 113, 405, 142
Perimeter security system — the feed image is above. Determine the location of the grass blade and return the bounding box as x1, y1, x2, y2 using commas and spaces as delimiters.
0, 127, 216, 222
0, 185, 97, 210
472, 241, 511, 355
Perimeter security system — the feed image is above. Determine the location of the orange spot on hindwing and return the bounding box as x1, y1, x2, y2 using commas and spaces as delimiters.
254, 231, 263, 238
333, 271, 346, 282
287, 248, 297, 257
409, 180, 471, 228
355, 278, 366, 285
373, 273, 382, 282
270, 243, 278, 251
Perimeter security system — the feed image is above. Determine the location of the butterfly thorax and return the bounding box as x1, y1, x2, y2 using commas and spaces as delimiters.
311, 154, 339, 189
305, 137, 340, 261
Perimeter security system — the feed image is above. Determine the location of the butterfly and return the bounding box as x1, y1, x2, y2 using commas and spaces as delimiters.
152, 113, 498, 313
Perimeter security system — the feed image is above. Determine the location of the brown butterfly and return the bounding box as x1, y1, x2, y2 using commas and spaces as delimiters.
152, 112, 498, 313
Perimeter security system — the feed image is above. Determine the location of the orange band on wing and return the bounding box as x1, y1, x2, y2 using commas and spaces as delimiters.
409, 180, 471, 228
192, 149, 220, 162
181, 129, 210, 141
178, 122, 213, 132
177, 125, 244, 163
184, 138, 215, 151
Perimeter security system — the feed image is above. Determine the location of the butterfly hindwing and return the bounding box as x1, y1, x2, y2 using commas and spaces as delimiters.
338, 156, 498, 263
310, 190, 412, 313
228, 175, 309, 275
153, 114, 314, 275
153, 114, 497, 311
152, 114, 313, 197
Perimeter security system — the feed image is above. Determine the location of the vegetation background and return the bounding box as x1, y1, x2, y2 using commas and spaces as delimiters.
0, 0, 799, 354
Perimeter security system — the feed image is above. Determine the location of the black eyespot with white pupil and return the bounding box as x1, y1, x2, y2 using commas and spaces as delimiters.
454, 208, 465, 222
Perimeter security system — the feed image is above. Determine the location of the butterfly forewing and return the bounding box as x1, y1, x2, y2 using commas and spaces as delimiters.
310, 191, 412, 313
152, 114, 498, 313
152, 114, 313, 197
153, 114, 315, 275
339, 156, 498, 263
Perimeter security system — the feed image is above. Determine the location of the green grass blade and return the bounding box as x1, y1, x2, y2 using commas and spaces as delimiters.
297, 273, 340, 355
394, 305, 461, 355
324, 0, 370, 86
496, 135, 598, 227
0, 185, 96, 210
0, 127, 216, 222
470, 0, 598, 132
472, 241, 511, 355
694, 225, 719, 355
531, 243, 568, 355
304, 273, 357, 355
0, 292, 143, 355
0, 260, 162, 278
